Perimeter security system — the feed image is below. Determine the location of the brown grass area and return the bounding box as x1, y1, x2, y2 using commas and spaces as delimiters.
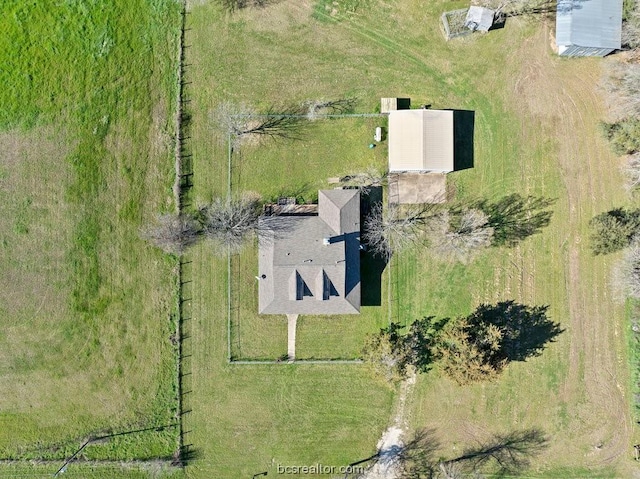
411, 23, 633, 474
0, 126, 71, 382
510, 25, 632, 467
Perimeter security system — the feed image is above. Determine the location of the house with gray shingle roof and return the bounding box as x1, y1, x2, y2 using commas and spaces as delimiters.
258, 189, 361, 315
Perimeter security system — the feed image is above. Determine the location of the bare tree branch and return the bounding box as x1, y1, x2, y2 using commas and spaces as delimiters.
474, 0, 556, 16
433, 209, 494, 263
140, 213, 200, 256
611, 237, 640, 299
363, 203, 441, 259
602, 61, 640, 121
623, 153, 640, 191
211, 102, 307, 148
217, 0, 277, 12
339, 166, 387, 196
304, 97, 358, 120
198, 195, 261, 255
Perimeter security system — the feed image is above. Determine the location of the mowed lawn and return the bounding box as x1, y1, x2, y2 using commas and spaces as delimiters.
184, 0, 635, 478
0, 0, 182, 469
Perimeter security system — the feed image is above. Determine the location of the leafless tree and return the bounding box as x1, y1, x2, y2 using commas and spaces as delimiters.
304, 97, 358, 120
211, 102, 307, 147
140, 213, 200, 256
622, 11, 640, 49
623, 153, 640, 191
217, 0, 275, 12
363, 203, 441, 259
602, 61, 640, 120
611, 238, 640, 300
198, 196, 261, 255
474, 0, 555, 16
433, 209, 493, 263
339, 166, 387, 195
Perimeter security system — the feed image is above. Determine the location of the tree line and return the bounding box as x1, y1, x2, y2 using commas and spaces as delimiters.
141, 195, 262, 256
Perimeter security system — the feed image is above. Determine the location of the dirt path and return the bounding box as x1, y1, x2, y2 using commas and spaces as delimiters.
508, 25, 633, 467
362, 373, 416, 479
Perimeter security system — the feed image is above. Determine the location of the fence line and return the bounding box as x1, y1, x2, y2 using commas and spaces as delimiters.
230, 360, 363, 365
174, 0, 191, 468
229, 113, 386, 118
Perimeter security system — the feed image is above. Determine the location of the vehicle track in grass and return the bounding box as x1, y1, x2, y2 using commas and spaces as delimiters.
508, 25, 632, 467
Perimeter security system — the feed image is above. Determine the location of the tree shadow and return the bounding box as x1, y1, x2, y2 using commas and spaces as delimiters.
468, 301, 563, 362
360, 186, 387, 306
447, 428, 548, 475
344, 428, 440, 479
473, 194, 555, 247
396, 428, 441, 478
172, 444, 202, 467
220, 0, 282, 13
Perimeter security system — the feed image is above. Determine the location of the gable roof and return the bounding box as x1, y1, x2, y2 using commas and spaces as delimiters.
465, 6, 495, 32
258, 189, 361, 315
556, 0, 622, 50
388, 109, 454, 172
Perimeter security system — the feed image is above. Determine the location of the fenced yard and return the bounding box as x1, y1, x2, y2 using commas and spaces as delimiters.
227, 116, 390, 361
441, 8, 472, 40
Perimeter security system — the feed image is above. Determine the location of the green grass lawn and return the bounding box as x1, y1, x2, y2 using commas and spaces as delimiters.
185, 0, 636, 477
0, 0, 182, 471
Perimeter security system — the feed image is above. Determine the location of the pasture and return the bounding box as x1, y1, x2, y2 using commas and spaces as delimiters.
0, 0, 182, 472
184, 0, 636, 477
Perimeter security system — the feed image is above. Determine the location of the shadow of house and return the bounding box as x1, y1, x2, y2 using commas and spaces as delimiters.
453, 110, 475, 171
360, 186, 387, 306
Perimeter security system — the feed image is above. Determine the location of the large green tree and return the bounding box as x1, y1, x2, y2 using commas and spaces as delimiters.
362, 302, 562, 385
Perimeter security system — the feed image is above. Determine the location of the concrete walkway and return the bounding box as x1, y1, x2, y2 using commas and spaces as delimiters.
287, 314, 298, 361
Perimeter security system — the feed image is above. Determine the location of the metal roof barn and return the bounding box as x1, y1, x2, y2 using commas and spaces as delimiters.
388, 109, 455, 173
556, 0, 622, 57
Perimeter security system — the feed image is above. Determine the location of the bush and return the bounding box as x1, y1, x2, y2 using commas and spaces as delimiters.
589, 208, 640, 255
600, 119, 640, 155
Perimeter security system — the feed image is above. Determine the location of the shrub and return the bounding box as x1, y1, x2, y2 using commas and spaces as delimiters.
589, 208, 640, 255
600, 119, 640, 155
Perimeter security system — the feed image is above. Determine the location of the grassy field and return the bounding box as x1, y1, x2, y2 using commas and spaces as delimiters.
184, 0, 637, 477
0, 0, 182, 471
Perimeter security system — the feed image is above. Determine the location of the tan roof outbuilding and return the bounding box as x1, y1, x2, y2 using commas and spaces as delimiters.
388, 109, 454, 173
